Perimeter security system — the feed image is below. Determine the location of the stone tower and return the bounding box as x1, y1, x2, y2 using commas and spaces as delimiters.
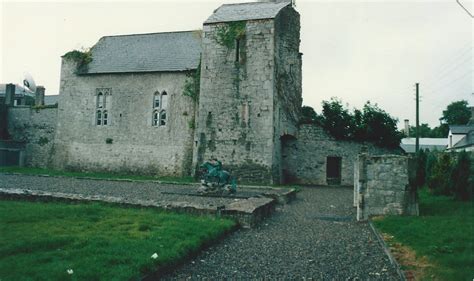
193, 1, 302, 184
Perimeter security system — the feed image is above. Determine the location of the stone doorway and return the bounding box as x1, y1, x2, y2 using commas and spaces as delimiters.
326, 156, 342, 185
280, 134, 297, 184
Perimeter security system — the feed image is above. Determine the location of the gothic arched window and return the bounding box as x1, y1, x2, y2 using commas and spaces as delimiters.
152, 91, 168, 127
96, 88, 111, 126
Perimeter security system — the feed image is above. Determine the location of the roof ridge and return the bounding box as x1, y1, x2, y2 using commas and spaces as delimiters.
220, 1, 290, 6
101, 30, 200, 39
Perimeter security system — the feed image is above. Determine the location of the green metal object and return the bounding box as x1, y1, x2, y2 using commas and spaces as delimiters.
198, 160, 237, 194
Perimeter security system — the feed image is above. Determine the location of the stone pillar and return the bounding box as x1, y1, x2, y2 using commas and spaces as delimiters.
5, 83, 15, 106
35, 86, 45, 106
356, 153, 368, 221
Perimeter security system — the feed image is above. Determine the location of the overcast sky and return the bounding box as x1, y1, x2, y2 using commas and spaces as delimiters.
1, 0, 472, 128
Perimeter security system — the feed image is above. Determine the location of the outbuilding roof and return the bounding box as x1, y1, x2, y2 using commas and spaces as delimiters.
450, 125, 474, 135
205, 1, 291, 24
400, 138, 448, 153
83, 31, 202, 74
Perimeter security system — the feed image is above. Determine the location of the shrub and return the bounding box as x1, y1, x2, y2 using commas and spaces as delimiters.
451, 151, 473, 201
428, 153, 453, 196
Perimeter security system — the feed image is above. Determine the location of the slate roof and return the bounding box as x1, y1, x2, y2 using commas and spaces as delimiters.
400, 138, 448, 153
452, 131, 474, 149
83, 31, 202, 74
205, 1, 291, 24
450, 125, 474, 135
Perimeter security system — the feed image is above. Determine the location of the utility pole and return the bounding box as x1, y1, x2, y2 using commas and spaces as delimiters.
415, 83, 420, 153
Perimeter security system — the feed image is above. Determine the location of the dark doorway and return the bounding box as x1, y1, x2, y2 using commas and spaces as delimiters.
280, 134, 297, 184
326, 156, 342, 185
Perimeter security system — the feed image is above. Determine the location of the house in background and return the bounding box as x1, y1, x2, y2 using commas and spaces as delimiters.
447, 125, 474, 152
0, 84, 35, 106
400, 138, 448, 154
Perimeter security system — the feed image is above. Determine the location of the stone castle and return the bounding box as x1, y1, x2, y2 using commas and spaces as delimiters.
2, 0, 393, 185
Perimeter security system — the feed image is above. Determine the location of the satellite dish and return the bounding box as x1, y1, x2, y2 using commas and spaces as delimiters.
22, 73, 36, 93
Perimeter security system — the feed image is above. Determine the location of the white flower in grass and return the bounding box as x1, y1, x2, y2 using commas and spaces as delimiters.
67, 269, 74, 275
151, 253, 158, 259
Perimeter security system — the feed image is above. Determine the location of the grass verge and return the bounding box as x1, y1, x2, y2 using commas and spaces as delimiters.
372, 188, 474, 280
0, 166, 195, 184
0, 199, 236, 280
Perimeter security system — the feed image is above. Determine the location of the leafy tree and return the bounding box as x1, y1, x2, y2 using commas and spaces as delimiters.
408, 123, 433, 138
300, 106, 318, 124
430, 124, 449, 138
321, 98, 353, 140
440, 100, 471, 125
310, 99, 402, 148
360, 102, 403, 148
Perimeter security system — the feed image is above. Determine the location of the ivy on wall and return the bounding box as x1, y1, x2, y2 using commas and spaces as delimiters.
63, 49, 93, 74
215, 21, 246, 49
183, 60, 201, 102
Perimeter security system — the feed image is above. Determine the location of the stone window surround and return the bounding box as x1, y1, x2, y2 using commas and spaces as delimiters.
152, 91, 168, 127
95, 88, 111, 126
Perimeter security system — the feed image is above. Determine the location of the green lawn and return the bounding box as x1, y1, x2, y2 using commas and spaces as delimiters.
0, 199, 236, 281
0, 166, 195, 184
373, 189, 474, 280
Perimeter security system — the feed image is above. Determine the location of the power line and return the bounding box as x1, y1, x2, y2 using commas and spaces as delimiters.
424, 70, 473, 95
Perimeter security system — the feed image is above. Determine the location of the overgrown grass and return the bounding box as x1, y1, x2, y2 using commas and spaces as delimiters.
0, 199, 235, 280
0, 166, 195, 184
373, 188, 474, 280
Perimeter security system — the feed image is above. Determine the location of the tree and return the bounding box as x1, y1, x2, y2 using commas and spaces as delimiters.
408, 123, 449, 138
440, 100, 471, 125
359, 102, 403, 148
430, 124, 449, 138
321, 98, 353, 140
316, 99, 403, 148
300, 106, 318, 124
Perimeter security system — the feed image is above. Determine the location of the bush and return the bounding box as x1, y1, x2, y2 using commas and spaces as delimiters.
427, 153, 453, 196
450, 151, 473, 201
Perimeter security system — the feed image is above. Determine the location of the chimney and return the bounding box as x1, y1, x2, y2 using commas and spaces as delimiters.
35, 86, 45, 106
5, 83, 15, 106
404, 119, 410, 137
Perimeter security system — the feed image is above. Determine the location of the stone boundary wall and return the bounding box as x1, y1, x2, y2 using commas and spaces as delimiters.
355, 154, 418, 221
7, 106, 58, 168
283, 124, 397, 185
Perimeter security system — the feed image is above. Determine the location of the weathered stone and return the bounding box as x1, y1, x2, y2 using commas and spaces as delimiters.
355, 154, 419, 221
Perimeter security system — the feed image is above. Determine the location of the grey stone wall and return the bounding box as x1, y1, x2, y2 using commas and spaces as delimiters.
355, 154, 418, 221
194, 6, 301, 184
283, 124, 396, 185
52, 60, 196, 176
7, 106, 57, 168
273, 6, 302, 183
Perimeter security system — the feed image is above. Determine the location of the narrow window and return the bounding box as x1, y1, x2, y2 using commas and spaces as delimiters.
154, 92, 160, 108
97, 110, 102, 125
152, 91, 168, 127
161, 92, 168, 109
153, 110, 159, 126
235, 39, 240, 62
97, 93, 104, 108
96, 88, 111, 126
160, 110, 167, 126
103, 110, 108, 125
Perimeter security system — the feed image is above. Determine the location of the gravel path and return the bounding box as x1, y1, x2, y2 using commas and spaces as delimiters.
0, 174, 400, 280
163, 187, 400, 280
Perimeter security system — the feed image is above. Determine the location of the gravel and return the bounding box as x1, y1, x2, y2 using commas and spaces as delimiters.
0, 174, 400, 280
163, 187, 401, 280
